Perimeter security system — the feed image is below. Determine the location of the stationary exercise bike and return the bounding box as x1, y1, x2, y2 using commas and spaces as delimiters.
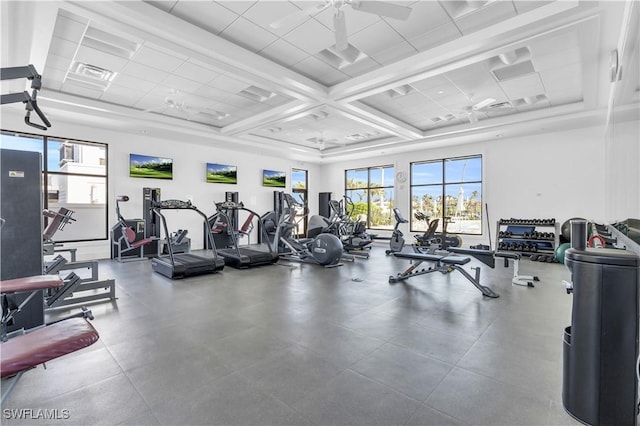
386, 208, 408, 254
414, 213, 462, 252
274, 194, 343, 267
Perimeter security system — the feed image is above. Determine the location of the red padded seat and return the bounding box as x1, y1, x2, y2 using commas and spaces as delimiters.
1, 318, 99, 378
0, 275, 63, 294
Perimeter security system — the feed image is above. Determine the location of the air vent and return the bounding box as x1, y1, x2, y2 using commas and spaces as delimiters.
65, 62, 116, 90
486, 101, 513, 109
345, 131, 380, 141
492, 60, 536, 81
308, 111, 329, 120
198, 110, 230, 120
238, 85, 276, 102
432, 114, 455, 123
317, 44, 367, 69
387, 84, 415, 98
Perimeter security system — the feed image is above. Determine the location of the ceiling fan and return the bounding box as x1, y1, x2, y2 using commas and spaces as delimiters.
271, 1, 412, 52
143, 90, 230, 121
451, 97, 513, 123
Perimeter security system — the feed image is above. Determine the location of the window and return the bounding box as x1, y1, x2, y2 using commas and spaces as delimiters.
345, 165, 394, 229
410, 155, 482, 235
0, 130, 109, 242
291, 168, 308, 236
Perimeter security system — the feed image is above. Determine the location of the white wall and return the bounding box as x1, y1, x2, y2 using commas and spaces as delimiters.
605, 118, 640, 221
319, 125, 609, 247
1, 110, 319, 260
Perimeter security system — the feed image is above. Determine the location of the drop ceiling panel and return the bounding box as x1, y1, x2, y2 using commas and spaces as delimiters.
131, 45, 186, 72
367, 41, 417, 66
219, 16, 279, 52
173, 60, 221, 84
52, 13, 87, 43
111, 74, 158, 93
207, 74, 252, 93
61, 82, 104, 98
49, 36, 80, 59
259, 39, 310, 67
121, 62, 169, 83
454, 1, 517, 35
349, 20, 407, 56
161, 75, 202, 93
408, 22, 461, 52
337, 57, 381, 77
499, 73, 546, 100
45, 53, 72, 72
218, 1, 256, 15
292, 56, 349, 86
386, 1, 452, 40
241, 1, 308, 36
100, 84, 149, 106
283, 18, 335, 54
41, 68, 65, 91
169, 1, 238, 35
144, 1, 178, 13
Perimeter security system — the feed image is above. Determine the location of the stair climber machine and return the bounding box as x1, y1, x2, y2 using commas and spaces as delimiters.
151, 199, 225, 279
274, 194, 343, 267
207, 200, 279, 268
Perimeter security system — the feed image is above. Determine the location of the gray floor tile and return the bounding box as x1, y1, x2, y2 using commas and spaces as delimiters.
426, 367, 560, 425
238, 344, 344, 406
294, 369, 421, 426
209, 326, 293, 369
404, 403, 466, 425
351, 342, 453, 401
150, 372, 301, 426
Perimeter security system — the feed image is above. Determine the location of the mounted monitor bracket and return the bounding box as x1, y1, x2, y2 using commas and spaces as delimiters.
1, 65, 52, 131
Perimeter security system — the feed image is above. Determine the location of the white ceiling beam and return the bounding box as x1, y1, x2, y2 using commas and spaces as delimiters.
221, 100, 320, 136
335, 101, 424, 140
64, 1, 328, 102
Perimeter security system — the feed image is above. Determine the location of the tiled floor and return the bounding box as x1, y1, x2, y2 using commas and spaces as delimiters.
2, 243, 583, 425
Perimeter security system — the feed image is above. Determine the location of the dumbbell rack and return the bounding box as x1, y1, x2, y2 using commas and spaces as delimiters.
496, 219, 559, 257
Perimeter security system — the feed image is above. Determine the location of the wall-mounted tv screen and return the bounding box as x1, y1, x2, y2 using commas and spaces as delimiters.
263, 169, 286, 188
207, 163, 237, 184
129, 153, 173, 180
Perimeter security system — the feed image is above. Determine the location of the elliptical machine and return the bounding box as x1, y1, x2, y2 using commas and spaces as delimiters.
414, 213, 462, 252
274, 194, 343, 267
386, 208, 408, 254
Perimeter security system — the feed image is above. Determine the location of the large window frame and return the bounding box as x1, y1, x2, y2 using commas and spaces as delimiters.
345, 164, 395, 230
410, 155, 483, 235
0, 129, 109, 242
291, 168, 308, 237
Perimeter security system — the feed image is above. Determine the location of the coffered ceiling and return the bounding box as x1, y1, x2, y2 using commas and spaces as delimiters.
1, 1, 638, 162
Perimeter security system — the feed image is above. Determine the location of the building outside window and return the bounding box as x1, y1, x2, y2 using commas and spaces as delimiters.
0, 130, 108, 242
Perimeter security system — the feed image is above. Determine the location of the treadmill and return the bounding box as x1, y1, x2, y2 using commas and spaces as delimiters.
212, 201, 279, 269
151, 200, 225, 279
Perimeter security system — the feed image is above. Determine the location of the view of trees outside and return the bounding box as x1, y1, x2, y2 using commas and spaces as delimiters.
345, 165, 394, 229
291, 169, 308, 236
411, 156, 482, 235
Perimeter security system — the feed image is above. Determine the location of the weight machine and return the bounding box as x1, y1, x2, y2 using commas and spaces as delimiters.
1, 65, 51, 130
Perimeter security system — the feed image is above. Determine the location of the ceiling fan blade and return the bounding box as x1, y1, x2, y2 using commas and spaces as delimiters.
350, 1, 412, 21
270, 2, 330, 29
472, 97, 496, 110
333, 10, 349, 52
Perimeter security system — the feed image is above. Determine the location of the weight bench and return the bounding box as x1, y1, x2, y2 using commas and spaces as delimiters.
1, 275, 99, 403
494, 252, 539, 287
448, 247, 539, 288
390, 252, 499, 298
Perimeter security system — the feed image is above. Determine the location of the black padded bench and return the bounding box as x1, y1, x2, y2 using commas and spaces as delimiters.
390, 252, 499, 298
